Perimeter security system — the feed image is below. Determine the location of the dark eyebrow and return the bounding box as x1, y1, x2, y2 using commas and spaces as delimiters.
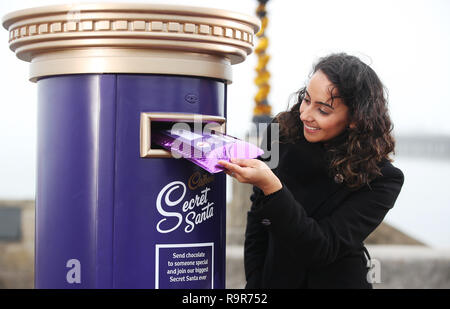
305, 90, 335, 110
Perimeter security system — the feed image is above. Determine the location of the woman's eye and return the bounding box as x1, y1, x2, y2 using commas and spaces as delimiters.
319, 109, 329, 115
303, 98, 310, 104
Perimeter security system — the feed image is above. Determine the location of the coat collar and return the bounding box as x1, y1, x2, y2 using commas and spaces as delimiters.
275, 130, 348, 216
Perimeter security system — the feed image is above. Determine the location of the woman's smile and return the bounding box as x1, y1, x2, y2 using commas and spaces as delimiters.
303, 122, 321, 133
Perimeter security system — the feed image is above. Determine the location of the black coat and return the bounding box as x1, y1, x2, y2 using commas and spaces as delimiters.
244, 126, 404, 289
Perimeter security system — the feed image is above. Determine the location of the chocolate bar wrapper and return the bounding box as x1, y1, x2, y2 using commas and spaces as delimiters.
152, 128, 264, 173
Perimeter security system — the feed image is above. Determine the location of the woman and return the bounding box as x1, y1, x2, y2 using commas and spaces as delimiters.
218, 53, 404, 289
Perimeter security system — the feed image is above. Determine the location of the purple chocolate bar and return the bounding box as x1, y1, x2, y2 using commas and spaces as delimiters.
152, 128, 264, 173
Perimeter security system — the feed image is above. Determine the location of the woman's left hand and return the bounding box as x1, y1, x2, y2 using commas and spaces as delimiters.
217, 158, 282, 196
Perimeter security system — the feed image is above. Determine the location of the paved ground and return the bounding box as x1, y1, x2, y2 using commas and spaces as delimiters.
226, 244, 450, 289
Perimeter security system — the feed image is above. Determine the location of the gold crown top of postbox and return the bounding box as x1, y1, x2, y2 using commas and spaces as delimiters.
2, 3, 260, 83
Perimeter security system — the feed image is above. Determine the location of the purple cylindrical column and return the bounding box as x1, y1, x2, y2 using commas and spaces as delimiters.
36, 74, 226, 288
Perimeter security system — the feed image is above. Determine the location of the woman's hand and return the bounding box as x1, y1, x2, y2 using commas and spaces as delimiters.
217, 158, 282, 196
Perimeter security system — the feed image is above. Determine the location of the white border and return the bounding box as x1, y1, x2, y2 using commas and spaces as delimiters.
155, 242, 214, 289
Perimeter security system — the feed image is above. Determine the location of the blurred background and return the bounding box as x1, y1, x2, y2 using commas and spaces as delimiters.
0, 0, 449, 289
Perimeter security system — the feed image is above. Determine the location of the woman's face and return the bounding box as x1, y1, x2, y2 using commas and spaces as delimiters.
299, 70, 353, 143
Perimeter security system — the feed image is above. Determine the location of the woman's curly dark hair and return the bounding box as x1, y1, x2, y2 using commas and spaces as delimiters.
275, 53, 396, 189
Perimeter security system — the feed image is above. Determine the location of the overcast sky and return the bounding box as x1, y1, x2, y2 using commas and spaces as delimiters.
1, 0, 449, 199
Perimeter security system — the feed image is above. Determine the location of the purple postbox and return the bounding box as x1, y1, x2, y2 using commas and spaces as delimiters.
3, 3, 258, 288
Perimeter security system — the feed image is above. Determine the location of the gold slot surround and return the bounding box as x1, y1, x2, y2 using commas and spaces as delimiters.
140, 112, 226, 158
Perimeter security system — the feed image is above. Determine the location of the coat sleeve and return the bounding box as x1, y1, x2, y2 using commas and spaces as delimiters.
249, 165, 405, 269
244, 186, 268, 288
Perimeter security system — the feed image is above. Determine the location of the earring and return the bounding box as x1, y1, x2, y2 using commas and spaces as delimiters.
334, 173, 344, 184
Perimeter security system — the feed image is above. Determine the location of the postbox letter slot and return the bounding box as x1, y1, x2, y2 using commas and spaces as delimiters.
140, 112, 226, 158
